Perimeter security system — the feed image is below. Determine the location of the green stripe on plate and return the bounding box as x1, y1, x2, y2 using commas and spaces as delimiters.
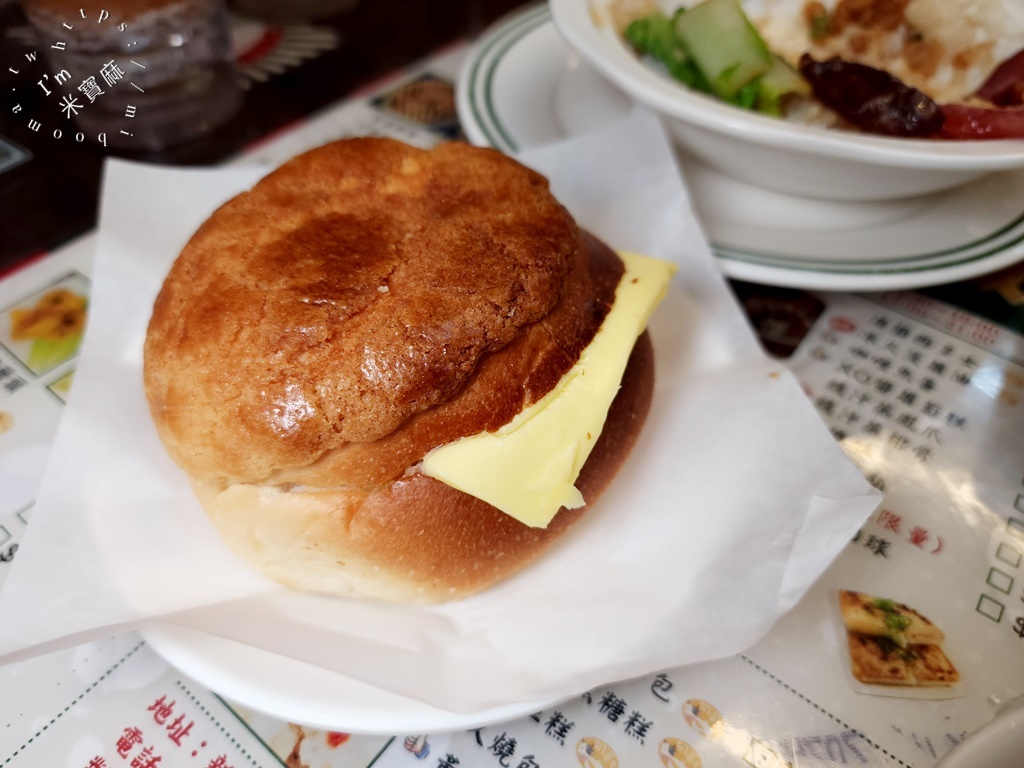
466, 4, 549, 153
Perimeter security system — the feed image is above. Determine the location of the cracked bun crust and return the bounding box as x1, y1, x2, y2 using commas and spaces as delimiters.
144, 138, 655, 603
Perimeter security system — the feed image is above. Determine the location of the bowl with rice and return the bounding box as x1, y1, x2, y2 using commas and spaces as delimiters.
551, 0, 1024, 200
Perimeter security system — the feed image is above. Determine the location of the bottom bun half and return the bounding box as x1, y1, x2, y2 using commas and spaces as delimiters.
190, 331, 655, 604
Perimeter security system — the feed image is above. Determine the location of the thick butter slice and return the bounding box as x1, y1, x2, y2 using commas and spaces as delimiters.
420, 251, 675, 528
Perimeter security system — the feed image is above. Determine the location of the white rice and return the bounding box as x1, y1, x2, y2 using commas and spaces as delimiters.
746, 0, 1024, 102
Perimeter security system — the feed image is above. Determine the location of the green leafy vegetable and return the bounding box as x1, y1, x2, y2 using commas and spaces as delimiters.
756, 56, 811, 115
674, 0, 772, 100
884, 612, 912, 632
622, 0, 809, 116
734, 78, 760, 109
624, 10, 707, 90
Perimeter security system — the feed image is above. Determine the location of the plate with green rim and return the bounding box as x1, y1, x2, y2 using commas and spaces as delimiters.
455, 4, 1024, 291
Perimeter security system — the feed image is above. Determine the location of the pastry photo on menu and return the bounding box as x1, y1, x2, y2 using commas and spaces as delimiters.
835, 589, 963, 698
0, 273, 90, 377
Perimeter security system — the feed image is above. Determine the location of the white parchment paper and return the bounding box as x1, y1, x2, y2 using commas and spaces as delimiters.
0, 109, 881, 712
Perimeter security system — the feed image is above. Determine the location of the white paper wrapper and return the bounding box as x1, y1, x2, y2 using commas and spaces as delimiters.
0, 108, 881, 712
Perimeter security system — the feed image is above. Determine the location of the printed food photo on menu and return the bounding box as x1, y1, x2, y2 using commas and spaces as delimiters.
0, 276, 90, 377
838, 590, 960, 690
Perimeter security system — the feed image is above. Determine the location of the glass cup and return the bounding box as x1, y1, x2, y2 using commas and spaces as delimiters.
21, 0, 243, 151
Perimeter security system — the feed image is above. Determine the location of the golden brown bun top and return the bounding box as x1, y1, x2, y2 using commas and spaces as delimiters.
144, 138, 591, 483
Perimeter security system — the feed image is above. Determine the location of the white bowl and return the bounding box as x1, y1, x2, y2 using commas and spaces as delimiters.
549, 0, 1024, 201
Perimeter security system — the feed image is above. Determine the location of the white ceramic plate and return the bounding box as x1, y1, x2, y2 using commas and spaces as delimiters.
142, 624, 558, 734
456, 4, 1024, 291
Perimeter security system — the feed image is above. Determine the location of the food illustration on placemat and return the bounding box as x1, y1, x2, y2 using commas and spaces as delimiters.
1, 275, 90, 375
658, 737, 702, 768
682, 698, 724, 737
838, 590, 960, 688
576, 736, 619, 768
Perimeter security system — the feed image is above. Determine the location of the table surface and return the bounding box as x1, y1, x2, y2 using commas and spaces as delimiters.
2, 2, 1024, 767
